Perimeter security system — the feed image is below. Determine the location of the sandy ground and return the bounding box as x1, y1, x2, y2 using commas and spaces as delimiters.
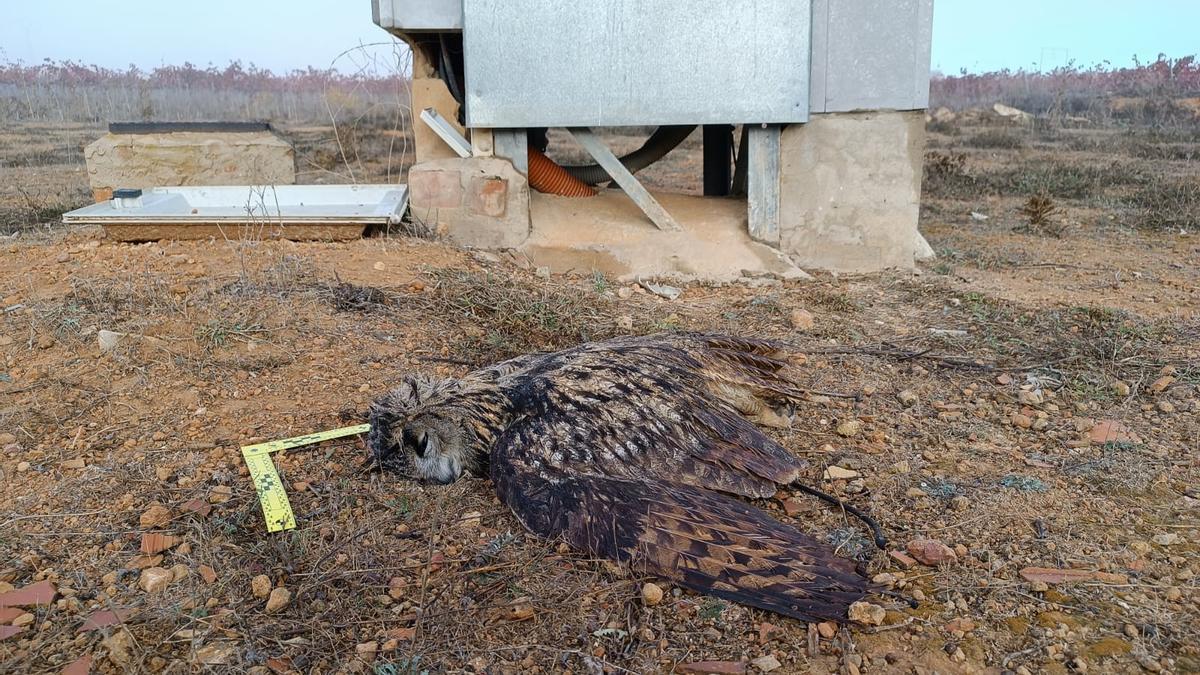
0, 115, 1197, 674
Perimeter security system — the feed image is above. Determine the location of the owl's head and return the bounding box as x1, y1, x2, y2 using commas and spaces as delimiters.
366, 374, 493, 484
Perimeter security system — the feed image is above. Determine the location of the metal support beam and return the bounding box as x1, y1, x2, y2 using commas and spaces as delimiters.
493, 129, 529, 177
419, 107, 471, 158
567, 127, 681, 232
702, 125, 733, 196
747, 124, 781, 245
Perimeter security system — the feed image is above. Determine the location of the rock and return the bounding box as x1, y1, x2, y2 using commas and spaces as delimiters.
1011, 413, 1033, 429
97, 330, 125, 352
996, 373, 1014, 385
155, 467, 173, 481
906, 539, 958, 566
1029, 580, 1049, 592
836, 419, 862, 437
139, 567, 173, 593
372, 261, 386, 271
16, 461, 30, 472
60, 458, 86, 470
251, 575, 272, 599
199, 565, 218, 584
1148, 376, 1175, 394
1089, 420, 1140, 445
180, 498, 212, 518
11, 612, 33, 627
265, 587, 291, 613
169, 564, 189, 582
1152, 533, 1178, 546
817, 621, 837, 638
103, 627, 135, 666
788, 309, 815, 331
355, 641, 378, 662
209, 485, 233, 504
823, 465, 859, 480
1112, 380, 1131, 397
848, 601, 886, 626
945, 617, 976, 633
1157, 401, 1176, 414
889, 550, 918, 569
193, 642, 237, 665
641, 582, 664, 606
897, 390, 918, 407
139, 503, 172, 528
751, 655, 782, 672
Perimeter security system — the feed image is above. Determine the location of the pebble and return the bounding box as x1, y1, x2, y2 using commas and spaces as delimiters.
138, 567, 173, 593
355, 641, 378, 662
265, 587, 291, 613
906, 539, 958, 565
1018, 390, 1045, 405
848, 601, 886, 626
102, 628, 135, 667
208, 485, 232, 504
751, 655, 782, 672
950, 495, 970, 511
1156, 401, 1175, 414
16, 461, 30, 472
641, 582, 664, 606
1112, 380, 1131, 396
1148, 376, 1174, 394
1152, 533, 1178, 546
824, 465, 859, 480
817, 621, 837, 638
789, 309, 815, 331
897, 390, 919, 407
836, 420, 862, 437
1012, 413, 1033, 429
139, 504, 172, 528
11, 613, 33, 627
251, 575, 272, 599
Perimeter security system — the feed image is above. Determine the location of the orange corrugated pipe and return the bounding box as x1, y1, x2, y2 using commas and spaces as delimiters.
527, 147, 597, 197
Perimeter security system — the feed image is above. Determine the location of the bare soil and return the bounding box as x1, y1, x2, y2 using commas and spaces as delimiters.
0, 113, 1197, 674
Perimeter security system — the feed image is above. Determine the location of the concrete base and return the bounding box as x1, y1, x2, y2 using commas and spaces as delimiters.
408, 157, 532, 249
522, 190, 806, 283
778, 110, 932, 272
84, 131, 295, 202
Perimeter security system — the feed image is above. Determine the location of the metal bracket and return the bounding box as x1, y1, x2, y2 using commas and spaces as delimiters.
567, 127, 681, 232
747, 124, 781, 245
419, 108, 471, 158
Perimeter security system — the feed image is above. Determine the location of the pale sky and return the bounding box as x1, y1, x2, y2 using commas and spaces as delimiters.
1, 1, 1196, 75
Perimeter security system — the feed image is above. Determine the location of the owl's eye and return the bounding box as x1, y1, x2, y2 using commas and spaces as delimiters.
403, 428, 430, 457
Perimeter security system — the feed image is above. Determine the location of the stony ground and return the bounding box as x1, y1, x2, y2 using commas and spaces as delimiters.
0, 114, 1198, 674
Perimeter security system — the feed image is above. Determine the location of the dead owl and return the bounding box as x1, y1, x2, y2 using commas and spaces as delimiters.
367, 333, 888, 622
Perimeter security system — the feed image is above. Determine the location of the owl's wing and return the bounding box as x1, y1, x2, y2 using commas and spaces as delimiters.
491, 416, 878, 623
512, 333, 811, 498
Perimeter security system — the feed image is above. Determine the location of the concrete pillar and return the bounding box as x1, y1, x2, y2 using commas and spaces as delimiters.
777, 110, 933, 272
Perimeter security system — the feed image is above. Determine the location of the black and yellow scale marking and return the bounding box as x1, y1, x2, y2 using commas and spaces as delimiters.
240, 423, 370, 533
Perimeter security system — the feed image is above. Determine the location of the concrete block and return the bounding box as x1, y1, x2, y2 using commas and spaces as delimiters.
84, 131, 295, 202
777, 110, 931, 272
408, 157, 530, 249
468, 176, 508, 217
409, 169, 464, 209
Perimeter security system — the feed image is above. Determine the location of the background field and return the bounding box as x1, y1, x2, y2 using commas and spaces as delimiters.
0, 56, 1197, 674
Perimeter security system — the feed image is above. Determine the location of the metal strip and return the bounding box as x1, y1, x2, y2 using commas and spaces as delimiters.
420, 108, 472, 158
493, 130, 529, 177
567, 128, 681, 232
747, 125, 781, 246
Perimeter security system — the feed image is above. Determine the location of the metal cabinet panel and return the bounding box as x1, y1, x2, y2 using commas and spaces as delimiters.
373, 0, 462, 33
809, 0, 934, 113
462, 0, 811, 128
